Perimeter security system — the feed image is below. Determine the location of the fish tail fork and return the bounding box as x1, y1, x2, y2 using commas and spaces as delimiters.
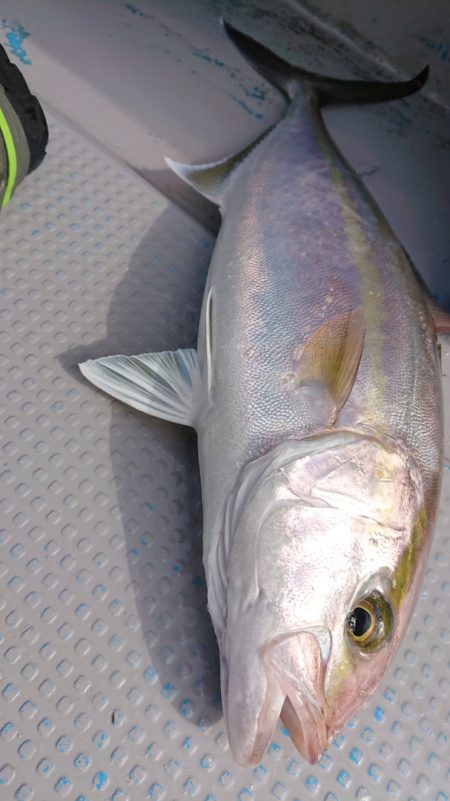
222, 19, 429, 106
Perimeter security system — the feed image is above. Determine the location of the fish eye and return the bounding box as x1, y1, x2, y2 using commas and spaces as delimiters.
345, 590, 393, 653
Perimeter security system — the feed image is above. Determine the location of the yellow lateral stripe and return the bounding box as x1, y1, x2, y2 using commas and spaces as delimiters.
311, 114, 387, 415
0, 106, 17, 207
330, 163, 387, 413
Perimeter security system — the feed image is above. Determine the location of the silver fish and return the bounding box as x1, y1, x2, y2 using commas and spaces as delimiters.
79, 22, 444, 765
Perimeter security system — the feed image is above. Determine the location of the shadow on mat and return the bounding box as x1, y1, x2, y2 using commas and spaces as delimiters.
61, 206, 222, 726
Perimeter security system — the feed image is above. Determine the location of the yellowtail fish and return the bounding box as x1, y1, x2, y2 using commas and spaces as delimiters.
80, 22, 446, 765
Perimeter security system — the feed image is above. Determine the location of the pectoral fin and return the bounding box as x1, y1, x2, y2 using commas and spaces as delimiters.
295, 308, 365, 424
79, 348, 201, 427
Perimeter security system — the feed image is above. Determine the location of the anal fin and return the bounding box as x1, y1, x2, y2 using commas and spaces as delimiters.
79, 348, 201, 427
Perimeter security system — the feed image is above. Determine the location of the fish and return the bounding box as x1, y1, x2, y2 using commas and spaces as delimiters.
79, 22, 447, 765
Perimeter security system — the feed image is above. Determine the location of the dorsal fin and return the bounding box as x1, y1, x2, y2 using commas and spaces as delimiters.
165, 130, 270, 207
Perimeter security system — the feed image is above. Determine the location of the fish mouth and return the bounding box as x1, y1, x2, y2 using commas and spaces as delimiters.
269, 631, 330, 763
226, 630, 331, 765
280, 692, 329, 764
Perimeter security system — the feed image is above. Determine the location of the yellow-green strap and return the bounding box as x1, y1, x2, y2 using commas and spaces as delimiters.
0, 106, 17, 207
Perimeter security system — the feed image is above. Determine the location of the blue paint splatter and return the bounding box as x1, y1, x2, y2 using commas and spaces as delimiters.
0, 721, 16, 737
74, 753, 91, 771
92, 771, 108, 790
190, 45, 267, 119
122, 3, 148, 17
191, 48, 228, 70
148, 783, 165, 800
305, 775, 319, 792
253, 764, 268, 783
318, 752, 332, 770
218, 770, 233, 788
182, 736, 193, 751
55, 736, 71, 754
337, 770, 350, 788
143, 665, 157, 682
331, 732, 345, 749
349, 747, 363, 765
1, 20, 31, 64
54, 776, 72, 793
184, 777, 198, 796
161, 682, 176, 700
361, 725, 375, 743
231, 94, 264, 120
286, 758, 300, 776
368, 763, 381, 781
272, 782, 287, 800
93, 731, 109, 748
419, 36, 450, 62
179, 698, 193, 717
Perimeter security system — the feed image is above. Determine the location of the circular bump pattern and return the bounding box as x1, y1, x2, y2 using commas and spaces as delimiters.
0, 108, 448, 801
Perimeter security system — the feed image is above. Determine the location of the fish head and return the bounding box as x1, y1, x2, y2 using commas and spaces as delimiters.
221, 432, 427, 765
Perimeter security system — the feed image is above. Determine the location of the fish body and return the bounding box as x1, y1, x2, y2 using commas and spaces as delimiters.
80, 23, 443, 765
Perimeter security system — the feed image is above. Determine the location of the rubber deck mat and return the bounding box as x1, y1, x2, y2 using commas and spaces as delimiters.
0, 110, 449, 801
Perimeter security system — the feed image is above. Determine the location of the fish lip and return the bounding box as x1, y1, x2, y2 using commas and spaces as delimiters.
266, 630, 330, 763
226, 681, 285, 766
228, 688, 329, 767
280, 693, 330, 764
225, 629, 331, 766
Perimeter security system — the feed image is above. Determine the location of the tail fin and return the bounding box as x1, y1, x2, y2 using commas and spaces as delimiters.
222, 20, 429, 106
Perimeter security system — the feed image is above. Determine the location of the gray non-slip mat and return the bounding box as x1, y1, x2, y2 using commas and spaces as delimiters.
0, 111, 449, 801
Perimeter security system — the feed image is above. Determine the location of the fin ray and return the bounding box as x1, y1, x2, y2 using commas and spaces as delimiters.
79, 348, 201, 427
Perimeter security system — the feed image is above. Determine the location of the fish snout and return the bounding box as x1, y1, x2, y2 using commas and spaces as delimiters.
267, 629, 331, 763
225, 628, 332, 766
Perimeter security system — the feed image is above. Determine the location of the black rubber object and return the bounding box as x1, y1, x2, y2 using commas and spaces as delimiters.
0, 42, 48, 173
